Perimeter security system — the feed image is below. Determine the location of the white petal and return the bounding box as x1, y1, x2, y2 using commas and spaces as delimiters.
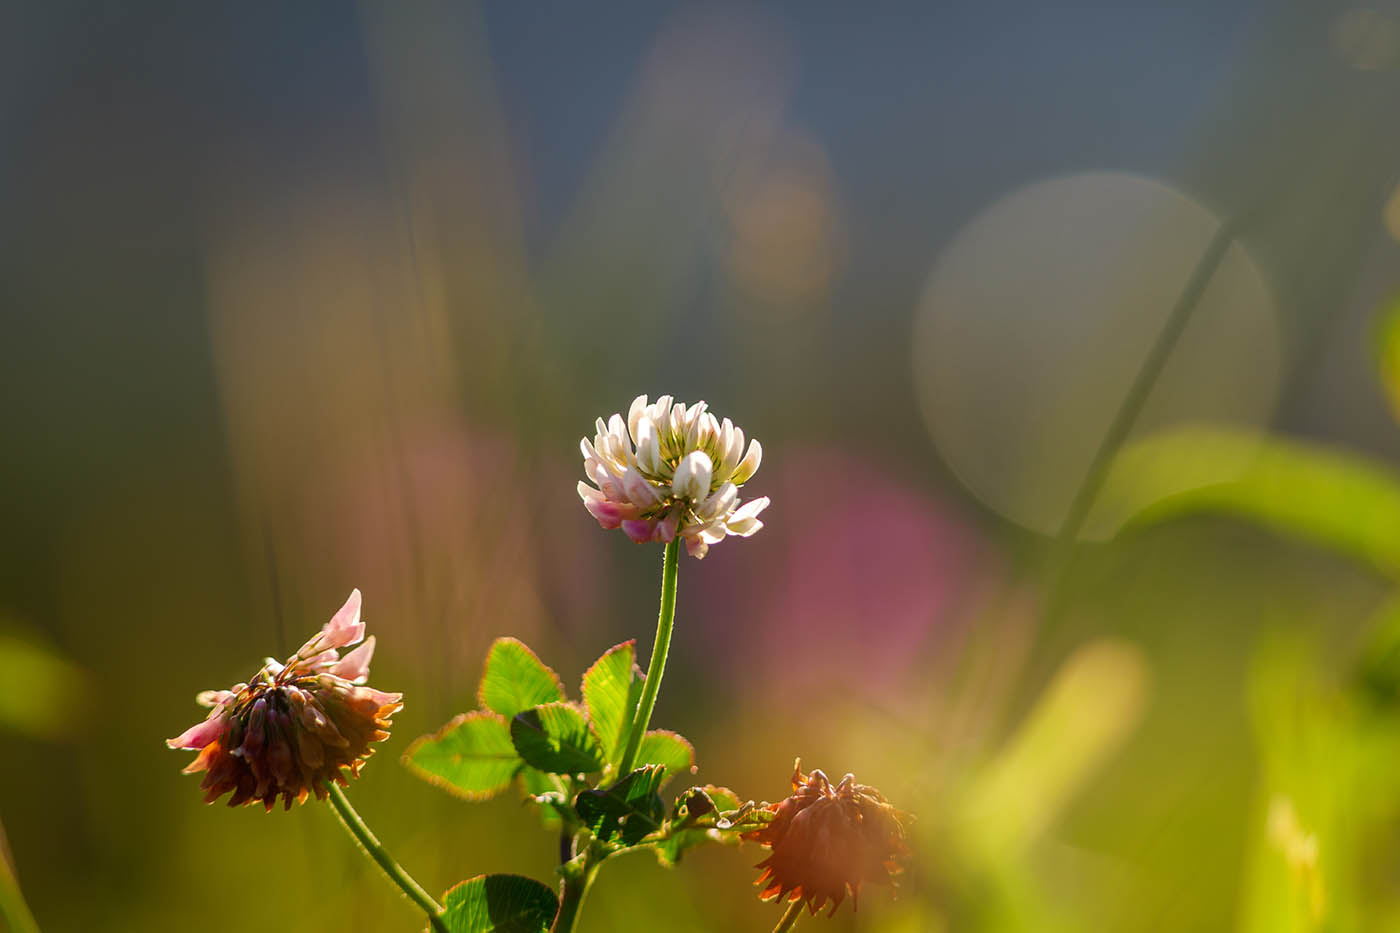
636, 418, 661, 475
726, 496, 770, 536
627, 395, 649, 444
672, 450, 714, 502
684, 401, 708, 449
698, 482, 738, 521
731, 439, 762, 485
608, 413, 628, 444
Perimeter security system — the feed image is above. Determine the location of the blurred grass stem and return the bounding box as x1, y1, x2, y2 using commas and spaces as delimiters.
1053, 215, 1243, 551
0, 833, 40, 933
772, 901, 803, 932
324, 781, 447, 933
617, 537, 681, 775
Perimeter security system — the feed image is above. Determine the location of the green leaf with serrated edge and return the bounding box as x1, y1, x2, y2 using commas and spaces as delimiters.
518, 767, 566, 830
581, 641, 642, 766
403, 711, 521, 801
510, 703, 604, 774
440, 874, 558, 933
635, 730, 695, 786
479, 638, 565, 719
574, 765, 666, 846
702, 786, 742, 813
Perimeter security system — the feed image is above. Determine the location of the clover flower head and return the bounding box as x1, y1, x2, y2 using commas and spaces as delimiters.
166, 589, 402, 811
578, 394, 770, 558
742, 760, 912, 917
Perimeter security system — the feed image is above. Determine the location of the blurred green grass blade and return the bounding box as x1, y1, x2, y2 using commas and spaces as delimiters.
1115, 427, 1400, 578
0, 816, 40, 933
1374, 291, 1400, 422
961, 640, 1149, 856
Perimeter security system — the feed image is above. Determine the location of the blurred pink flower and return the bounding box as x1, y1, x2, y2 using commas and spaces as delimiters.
699, 448, 981, 696
166, 589, 402, 811
578, 394, 769, 558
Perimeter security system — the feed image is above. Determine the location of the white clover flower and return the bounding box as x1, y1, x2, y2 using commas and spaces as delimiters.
578, 395, 770, 558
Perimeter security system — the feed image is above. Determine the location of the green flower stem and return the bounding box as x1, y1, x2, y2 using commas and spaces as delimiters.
772, 901, 804, 933
324, 781, 447, 933
617, 536, 681, 776
553, 851, 600, 933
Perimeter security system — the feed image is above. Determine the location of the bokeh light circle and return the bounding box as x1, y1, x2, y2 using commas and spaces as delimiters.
912, 172, 1281, 538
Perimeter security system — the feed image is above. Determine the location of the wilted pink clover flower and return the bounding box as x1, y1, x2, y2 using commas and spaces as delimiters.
166, 589, 402, 811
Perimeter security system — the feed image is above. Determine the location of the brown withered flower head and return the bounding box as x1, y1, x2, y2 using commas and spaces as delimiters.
743, 760, 912, 917
166, 589, 402, 811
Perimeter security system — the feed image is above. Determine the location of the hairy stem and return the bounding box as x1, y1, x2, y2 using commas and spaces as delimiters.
324, 781, 447, 933
772, 900, 804, 933
553, 854, 599, 933
617, 537, 681, 775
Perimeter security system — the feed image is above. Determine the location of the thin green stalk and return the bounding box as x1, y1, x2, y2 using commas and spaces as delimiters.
617, 537, 681, 775
772, 900, 804, 933
324, 781, 447, 933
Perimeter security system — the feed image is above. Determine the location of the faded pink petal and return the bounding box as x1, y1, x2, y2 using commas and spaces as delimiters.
320, 589, 365, 650
622, 519, 657, 543
331, 635, 376, 684
166, 712, 228, 750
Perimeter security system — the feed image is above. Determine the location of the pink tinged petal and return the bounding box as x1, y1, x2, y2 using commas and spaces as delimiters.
195, 689, 234, 709
622, 519, 657, 543
166, 712, 229, 750
673, 450, 714, 502
628, 395, 649, 444
320, 589, 365, 650
685, 536, 710, 559
583, 498, 624, 529
597, 470, 625, 502
622, 468, 662, 507
732, 439, 763, 485
352, 685, 404, 708
331, 635, 376, 683
655, 512, 679, 543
